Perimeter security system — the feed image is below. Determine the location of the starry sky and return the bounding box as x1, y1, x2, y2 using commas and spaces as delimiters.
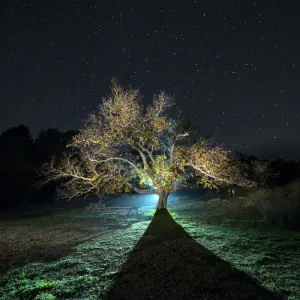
1, 0, 300, 160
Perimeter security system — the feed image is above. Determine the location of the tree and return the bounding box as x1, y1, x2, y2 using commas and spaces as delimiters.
270, 158, 300, 186
32, 128, 77, 206
0, 125, 34, 209
233, 152, 276, 187
34, 128, 77, 164
40, 82, 254, 209
250, 160, 276, 186
0, 125, 33, 170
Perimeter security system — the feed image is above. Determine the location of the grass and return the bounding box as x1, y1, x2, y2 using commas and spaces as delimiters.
170, 202, 300, 299
0, 201, 299, 299
0, 215, 148, 299
0, 210, 111, 274
106, 209, 281, 299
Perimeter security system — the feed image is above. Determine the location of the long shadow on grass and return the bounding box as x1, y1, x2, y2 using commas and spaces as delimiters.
105, 209, 283, 300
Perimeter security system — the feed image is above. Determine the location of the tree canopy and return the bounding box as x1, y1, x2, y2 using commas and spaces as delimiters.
41, 82, 255, 208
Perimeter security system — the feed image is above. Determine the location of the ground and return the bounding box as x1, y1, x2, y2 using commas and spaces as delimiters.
0, 199, 299, 299
0, 208, 109, 275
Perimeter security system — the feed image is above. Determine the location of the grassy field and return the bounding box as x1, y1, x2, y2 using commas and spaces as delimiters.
0, 209, 111, 275
0, 200, 299, 299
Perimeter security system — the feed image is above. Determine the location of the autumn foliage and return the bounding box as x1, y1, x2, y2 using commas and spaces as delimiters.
40, 81, 255, 209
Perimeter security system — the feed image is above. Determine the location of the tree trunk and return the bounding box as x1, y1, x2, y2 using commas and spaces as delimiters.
157, 191, 169, 210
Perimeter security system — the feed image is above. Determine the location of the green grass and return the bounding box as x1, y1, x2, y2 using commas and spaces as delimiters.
169, 202, 300, 299
0, 202, 299, 299
0, 212, 150, 299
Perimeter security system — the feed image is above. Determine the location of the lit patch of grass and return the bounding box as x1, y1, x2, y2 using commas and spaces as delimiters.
34, 292, 56, 300
9, 279, 56, 299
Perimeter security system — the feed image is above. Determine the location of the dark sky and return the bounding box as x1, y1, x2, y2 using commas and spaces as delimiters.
1, 0, 300, 160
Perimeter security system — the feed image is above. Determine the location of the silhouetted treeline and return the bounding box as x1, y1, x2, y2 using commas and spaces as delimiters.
270, 159, 300, 186
0, 125, 77, 212
234, 152, 300, 187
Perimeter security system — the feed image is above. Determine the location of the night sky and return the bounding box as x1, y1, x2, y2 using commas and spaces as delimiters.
1, 0, 300, 160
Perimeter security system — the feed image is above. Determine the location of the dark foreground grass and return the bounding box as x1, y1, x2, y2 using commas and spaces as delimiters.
0, 202, 299, 299
0, 210, 111, 274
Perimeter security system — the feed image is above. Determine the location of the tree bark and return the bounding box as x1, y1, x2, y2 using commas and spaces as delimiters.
157, 191, 169, 210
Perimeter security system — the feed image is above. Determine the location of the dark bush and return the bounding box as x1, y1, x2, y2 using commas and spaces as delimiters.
244, 179, 300, 229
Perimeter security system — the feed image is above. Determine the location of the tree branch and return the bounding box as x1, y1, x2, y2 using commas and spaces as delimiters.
131, 146, 150, 170
138, 144, 155, 164
170, 132, 189, 164
126, 183, 158, 195
89, 157, 143, 174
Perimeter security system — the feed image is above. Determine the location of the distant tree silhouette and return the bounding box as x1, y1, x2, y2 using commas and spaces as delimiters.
0, 125, 77, 212
33, 128, 77, 164
0, 125, 34, 211
270, 158, 300, 186
32, 128, 77, 206
231, 151, 275, 187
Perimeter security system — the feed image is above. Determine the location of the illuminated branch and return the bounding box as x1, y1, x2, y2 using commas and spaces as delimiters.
89, 157, 142, 174
132, 146, 150, 170
174, 142, 254, 188
125, 183, 158, 195
169, 132, 189, 164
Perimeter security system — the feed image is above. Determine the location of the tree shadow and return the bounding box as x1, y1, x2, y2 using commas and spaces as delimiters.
105, 209, 283, 300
